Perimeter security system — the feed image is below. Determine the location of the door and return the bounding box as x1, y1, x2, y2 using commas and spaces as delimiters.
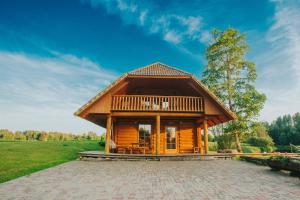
165, 126, 177, 154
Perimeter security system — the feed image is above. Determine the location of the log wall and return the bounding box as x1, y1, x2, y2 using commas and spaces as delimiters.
114, 119, 198, 154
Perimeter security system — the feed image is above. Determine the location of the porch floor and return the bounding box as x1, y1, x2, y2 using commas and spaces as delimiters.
79, 151, 300, 161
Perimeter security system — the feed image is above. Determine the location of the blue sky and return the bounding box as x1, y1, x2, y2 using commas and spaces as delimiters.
0, 0, 299, 134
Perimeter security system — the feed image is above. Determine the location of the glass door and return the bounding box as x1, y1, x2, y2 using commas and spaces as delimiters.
165, 127, 177, 153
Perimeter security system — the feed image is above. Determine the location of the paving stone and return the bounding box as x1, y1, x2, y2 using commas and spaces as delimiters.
0, 160, 299, 200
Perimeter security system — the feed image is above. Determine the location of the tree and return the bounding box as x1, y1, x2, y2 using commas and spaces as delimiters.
267, 113, 300, 145
0, 129, 14, 140
202, 28, 266, 152
14, 131, 26, 140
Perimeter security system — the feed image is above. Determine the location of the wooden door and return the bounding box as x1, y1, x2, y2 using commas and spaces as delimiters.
165, 126, 178, 154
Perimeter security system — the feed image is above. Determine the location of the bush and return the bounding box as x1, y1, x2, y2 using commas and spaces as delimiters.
241, 144, 261, 153
246, 136, 274, 152
269, 156, 290, 163
208, 142, 218, 152
99, 140, 105, 147
216, 133, 234, 150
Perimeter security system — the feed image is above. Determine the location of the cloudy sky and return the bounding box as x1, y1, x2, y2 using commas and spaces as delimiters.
0, 0, 299, 134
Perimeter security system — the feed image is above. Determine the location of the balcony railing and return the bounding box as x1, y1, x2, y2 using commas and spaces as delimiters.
111, 95, 204, 112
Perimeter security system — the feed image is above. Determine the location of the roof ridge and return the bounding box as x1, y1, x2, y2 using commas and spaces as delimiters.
157, 62, 192, 75
128, 62, 191, 76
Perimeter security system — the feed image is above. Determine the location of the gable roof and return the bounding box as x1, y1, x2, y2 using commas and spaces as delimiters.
128, 62, 191, 77
74, 62, 236, 120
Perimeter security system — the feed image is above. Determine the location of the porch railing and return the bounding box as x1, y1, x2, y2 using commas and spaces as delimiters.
111, 95, 204, 112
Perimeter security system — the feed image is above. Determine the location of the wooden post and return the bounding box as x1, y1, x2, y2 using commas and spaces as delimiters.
156, 115, 160, 154
197, 126, 203, 154
204, 119, 209, 154
105, 115, 112, 154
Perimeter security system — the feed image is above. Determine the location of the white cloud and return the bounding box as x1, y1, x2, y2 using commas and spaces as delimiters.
116, 0, 137, 13
139, 10, 147, 25
163, 31, 181, 44
85, 0, 206, 53
256, 0, 300, 121
0, 51, 118, 134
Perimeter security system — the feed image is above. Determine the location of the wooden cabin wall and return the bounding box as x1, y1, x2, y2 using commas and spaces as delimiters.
115, 121, 138, 147
179, 122, 195, 153
114, 118, 196, 154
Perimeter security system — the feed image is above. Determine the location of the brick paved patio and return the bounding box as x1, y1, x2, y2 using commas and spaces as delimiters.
0, 160, 299, 200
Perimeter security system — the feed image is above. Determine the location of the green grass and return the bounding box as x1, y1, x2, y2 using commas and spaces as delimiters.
0, 140, 103, 183
241, 143, 261, 153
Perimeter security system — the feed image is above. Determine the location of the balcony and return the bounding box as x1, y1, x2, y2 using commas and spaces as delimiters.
111, 95, 204, 112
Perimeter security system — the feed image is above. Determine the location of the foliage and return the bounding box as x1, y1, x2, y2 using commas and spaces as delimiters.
269, 156, 290, 164
246, 136, 274, 152
0, 129, 103, 142
216, 133, 234, 150
208, 142, 218, 152
266, 112, 300, 145
0, 141, 103, 183
241, 144, 261, 153
250, 122, 269, 138
273, 144, 300, 153
99, 134, 106, 147
202, 28, 266, 152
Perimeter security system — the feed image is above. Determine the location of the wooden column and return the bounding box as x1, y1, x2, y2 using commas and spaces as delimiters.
105, 115, 112, 154
197, 126, 203, 154
204, 119, 209, 154
156, 115, 160, 154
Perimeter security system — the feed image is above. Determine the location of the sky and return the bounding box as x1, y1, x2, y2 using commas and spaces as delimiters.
0, 0, 299, 134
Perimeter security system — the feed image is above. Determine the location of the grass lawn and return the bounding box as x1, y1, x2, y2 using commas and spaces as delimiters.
0, 140, 103, 183
241, 144, 262, 153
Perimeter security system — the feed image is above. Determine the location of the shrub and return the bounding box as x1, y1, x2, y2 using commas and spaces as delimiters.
208, 142, 218, 152
216, 133, 234, 150
246, 136, 274, 152
241, 144, 261, 153
99, 140, 105, 147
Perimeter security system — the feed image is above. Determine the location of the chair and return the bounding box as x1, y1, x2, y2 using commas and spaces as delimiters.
194, 147, 200, 154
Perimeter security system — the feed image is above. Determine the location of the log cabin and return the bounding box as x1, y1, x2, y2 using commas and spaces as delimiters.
75, 62, 236, 155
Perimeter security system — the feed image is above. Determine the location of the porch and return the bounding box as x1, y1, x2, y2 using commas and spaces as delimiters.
105, 115, 210, 155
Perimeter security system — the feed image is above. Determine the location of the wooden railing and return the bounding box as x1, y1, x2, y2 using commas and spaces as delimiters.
111, 95, 204, 112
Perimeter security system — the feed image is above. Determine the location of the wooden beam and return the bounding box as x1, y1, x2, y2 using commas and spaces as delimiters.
156, 115, 161, 154
204, 119, 209, 154
197, 126, 203, 154
105, 115, 112, 154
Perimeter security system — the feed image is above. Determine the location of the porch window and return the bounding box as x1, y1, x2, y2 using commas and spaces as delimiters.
139, 124, 151, 147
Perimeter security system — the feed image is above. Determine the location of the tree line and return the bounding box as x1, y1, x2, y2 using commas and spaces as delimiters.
266, 112, 300, 146
0, 129, 104, 141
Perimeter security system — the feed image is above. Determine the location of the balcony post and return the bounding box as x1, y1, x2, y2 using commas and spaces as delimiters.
156, 115, 160, 154
203, 119, 209, 154
105, 114, 112, 154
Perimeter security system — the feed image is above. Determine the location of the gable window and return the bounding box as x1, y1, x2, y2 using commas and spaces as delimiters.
139, 124, 151, 147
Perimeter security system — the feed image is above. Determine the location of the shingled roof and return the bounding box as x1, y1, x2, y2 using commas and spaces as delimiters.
128, 62, 191, 77
75, 62, 236, 120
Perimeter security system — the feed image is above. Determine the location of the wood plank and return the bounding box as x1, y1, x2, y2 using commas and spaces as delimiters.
105, 115, 112, 154
204, 119, 208, 154
156, 115, 160, 154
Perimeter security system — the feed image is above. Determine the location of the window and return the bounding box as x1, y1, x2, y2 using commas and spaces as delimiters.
139, 124, 151, 147
166, 127, 176, 149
